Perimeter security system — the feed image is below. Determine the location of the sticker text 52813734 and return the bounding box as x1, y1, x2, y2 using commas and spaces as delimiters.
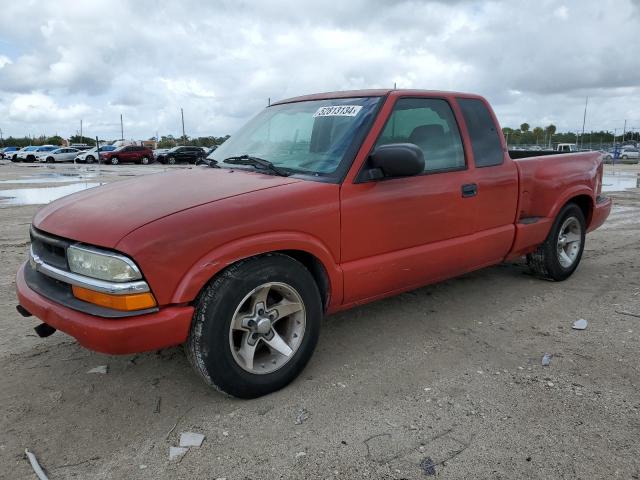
313, 105, 363, 118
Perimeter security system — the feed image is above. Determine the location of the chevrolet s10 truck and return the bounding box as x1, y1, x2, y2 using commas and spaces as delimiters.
16, 89, 611, 398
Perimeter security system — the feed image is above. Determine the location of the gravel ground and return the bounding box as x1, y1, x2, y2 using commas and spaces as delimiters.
0, 160, 638, 479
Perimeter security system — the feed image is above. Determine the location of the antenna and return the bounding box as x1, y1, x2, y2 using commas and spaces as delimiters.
580, 96, 588, 149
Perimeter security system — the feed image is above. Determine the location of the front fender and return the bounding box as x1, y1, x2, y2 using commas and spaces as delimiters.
170, 231, 343, 309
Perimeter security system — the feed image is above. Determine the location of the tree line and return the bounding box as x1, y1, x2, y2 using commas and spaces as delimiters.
502, 123, 639, 146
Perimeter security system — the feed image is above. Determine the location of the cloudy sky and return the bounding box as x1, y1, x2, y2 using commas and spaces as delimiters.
0, 0, 639, 140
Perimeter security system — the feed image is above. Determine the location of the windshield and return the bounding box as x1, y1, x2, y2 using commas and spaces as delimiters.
208, 97, 381, 178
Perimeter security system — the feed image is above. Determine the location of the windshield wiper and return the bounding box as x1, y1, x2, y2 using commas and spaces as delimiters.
195, 158, 219, 168
223, 155, 290, 177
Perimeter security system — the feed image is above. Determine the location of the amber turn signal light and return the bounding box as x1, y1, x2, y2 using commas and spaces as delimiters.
72, 286, 157, 311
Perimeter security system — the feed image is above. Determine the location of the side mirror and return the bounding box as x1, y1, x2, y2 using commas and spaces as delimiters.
368, 143, 425, 179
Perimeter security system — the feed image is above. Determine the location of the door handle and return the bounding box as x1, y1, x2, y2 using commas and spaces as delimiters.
461, 183, 478, 198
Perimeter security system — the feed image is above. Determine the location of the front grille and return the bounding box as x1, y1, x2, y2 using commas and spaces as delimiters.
30, 226, 70, 270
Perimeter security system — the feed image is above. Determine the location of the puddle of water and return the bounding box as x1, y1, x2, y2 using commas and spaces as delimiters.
602, 173, 639, 192
0, 183, 102, 206
0, 172, 97, 185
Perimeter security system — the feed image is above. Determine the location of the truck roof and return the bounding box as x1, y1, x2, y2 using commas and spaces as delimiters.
273, 89, 484, 105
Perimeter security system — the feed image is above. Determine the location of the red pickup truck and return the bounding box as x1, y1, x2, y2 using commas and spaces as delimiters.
16, 89, 611, 398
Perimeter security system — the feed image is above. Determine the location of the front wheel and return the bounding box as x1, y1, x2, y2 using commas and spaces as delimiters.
141, 156, 150, 165
527, 203, 586, 281
85, 155, 94, 164
621, 155, 628, 160
110, 157, 119, 165
186, 254, 322, 398
167, 156, 176, 165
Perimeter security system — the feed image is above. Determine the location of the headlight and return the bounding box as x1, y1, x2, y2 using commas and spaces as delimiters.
67, 245, 142, 282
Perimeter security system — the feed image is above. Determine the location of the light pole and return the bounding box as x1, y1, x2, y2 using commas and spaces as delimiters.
120, 114, 124, 141
181, 108, 186, 145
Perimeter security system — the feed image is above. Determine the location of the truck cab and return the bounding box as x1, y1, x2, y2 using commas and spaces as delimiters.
556, 143, 578, 153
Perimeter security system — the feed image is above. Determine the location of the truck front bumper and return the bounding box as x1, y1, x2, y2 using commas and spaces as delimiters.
588, 195, 612, 232
16, 262, 194, 355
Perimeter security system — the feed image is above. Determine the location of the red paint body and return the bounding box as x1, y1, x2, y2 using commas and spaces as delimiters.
16, 90, 612, 354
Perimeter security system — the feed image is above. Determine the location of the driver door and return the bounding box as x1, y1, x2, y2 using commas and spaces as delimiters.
340, 96, 479, 304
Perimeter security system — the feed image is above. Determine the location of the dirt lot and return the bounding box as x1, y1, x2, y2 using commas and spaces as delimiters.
0, 160, 638, 479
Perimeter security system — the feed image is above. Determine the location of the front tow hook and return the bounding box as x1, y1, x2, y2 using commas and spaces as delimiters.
16, 304, 32, 317
34, 323, 57, 338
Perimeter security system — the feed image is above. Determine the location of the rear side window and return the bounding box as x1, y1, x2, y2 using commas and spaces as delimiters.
457, 98, 503, 167
375, 98, 465, 172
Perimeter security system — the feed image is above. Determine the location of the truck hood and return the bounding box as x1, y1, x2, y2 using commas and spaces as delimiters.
33, 168, 301, 248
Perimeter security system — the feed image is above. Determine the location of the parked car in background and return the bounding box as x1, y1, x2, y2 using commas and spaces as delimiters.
0, 147, 19, 159
36, 147, 80, 163
74, 145, 117, 163
17, 145, 57, 162
619, 147, 639, 162
153, 148, 170, 161
12, 146, 38, 162
100, 145, 154, 165
156, 146, 207, 164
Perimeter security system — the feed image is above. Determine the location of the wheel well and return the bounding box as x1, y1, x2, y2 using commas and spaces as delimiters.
567, 195, 593, 227
195, 250, 332, 312
278, 250, 331, 311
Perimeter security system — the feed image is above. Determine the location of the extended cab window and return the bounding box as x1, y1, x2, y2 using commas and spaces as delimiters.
375, 98, 465, 172
457, 98, 504, 167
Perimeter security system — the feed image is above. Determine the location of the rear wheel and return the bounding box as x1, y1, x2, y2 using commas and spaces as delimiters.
622, 155, 628, 160
527, 203, 586, 281
167, 156, 176, 165
110, 157, 119, 165
186, 254, 322, 398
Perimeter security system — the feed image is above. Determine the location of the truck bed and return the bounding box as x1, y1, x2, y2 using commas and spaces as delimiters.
505, 150, 604, 260
509, 150, 582, 159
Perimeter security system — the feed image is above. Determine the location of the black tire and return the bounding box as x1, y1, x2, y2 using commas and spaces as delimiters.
86, 155, 95, 164
141, 156, 150, 165
186, 253, 322, 398
527, 203, 586, 281
167, 156, 176, 165
110, 157, 119, 165
46, 157, 54, 163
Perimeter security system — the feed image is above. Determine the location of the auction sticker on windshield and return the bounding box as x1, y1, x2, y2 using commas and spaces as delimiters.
313, 105, 363, 117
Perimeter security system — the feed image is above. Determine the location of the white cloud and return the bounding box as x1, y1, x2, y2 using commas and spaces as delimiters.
8, 93, 91, 123
0, 0, 638, 139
